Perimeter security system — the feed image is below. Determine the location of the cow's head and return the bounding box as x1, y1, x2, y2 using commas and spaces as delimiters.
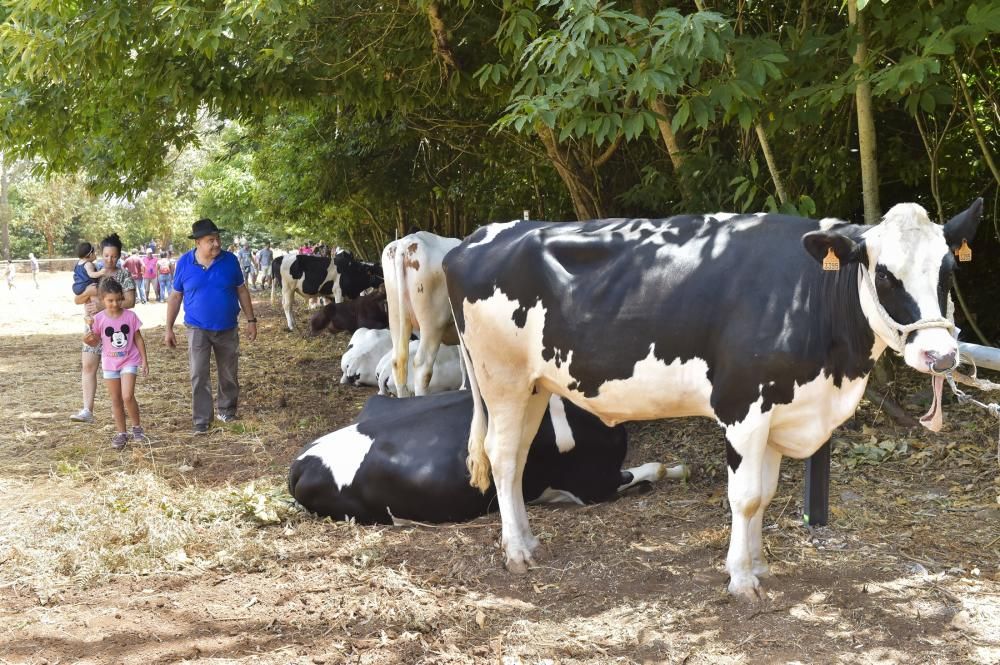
804, 199, 983, 369
310, 303, 338, 335
803, 200, 983, 428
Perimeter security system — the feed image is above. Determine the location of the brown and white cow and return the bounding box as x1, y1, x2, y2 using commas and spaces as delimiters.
381, 232, 462, 397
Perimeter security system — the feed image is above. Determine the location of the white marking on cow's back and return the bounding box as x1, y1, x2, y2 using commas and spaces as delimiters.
468, 221, 521, 248
547, 395, 576, 453
298, 425, 373, 490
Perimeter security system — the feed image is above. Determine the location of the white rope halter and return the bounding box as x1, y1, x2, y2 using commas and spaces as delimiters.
859, 264, 956, 355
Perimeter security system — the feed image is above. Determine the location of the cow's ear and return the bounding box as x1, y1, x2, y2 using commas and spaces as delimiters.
104, 327, 114, 337
121, 324, 130, 335
802, 230, 861, 268
943, 198, 983, 252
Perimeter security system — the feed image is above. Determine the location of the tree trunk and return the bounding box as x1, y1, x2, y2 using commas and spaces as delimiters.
536, 125, 604, 220
0, 167, 10, 261
425, 2, 459, 78
754, 123, 789, 206
848, 1, 881, 224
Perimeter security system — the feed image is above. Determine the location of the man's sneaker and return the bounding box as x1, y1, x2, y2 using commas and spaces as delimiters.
217, 413, 238, 423
70, 409, 95, 423
193, 423, 209, 435
132, 425, 146, 441
111, 432, 129, 450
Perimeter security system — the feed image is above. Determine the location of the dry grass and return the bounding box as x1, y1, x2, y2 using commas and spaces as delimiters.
1, 284, 999, 663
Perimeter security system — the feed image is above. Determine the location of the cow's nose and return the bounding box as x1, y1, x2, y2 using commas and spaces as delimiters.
924, 350, 957, 373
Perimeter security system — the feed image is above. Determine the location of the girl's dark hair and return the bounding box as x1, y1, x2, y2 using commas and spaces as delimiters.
100, 233, 123, 252
76, 241, 94, 259
98, 277, 123, 295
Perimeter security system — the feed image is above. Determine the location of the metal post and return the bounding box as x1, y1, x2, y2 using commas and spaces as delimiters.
803, 440, 831, 526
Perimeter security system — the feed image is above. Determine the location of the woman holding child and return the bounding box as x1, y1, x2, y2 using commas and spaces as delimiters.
69, 234, 138, 433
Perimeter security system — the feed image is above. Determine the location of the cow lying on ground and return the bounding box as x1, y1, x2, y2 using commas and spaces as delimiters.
288, 391, 686, 524
341, 328, 393, 386
376, 340, 462, 396
382, 232, 462, 397
444, 199, 983, 598
310, 286, 389, 335
272, 252, 384, 330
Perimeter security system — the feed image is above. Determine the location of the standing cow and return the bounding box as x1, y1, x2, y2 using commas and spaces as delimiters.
272, 251, 383, 331
444, 200, 983, 598
289, 391, 685, 524
382, 232, 462, 397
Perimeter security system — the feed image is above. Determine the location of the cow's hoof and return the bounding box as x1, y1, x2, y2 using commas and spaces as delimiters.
506, 557, 532, 575
728, 574, 763, 600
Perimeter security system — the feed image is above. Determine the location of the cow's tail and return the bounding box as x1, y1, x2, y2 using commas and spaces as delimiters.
390, 246, 413, 396
457, 323, 491, 493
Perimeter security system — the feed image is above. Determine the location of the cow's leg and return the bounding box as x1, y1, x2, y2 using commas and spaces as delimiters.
617, 462, 689, 491
749, 446, 782, 579
487, 389, 550, 573
281, 285, 295, 330
725, 418, 772, 599
412, 336, 442, 397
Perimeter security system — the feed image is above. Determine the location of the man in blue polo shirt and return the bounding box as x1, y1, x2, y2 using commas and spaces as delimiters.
164, 219, 258, 434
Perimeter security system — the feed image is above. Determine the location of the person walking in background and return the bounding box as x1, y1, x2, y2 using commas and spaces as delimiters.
5, 260, 15, 291
255, 242, 274, 291
164, 219, 257, 435
156, 251, 172, 301
28, 253, 39, 289
236, 242, 257, 291
123, 249, 146, 304
141, 248, 157, 303
82, 278, 148, 450
70, 233, 137, 424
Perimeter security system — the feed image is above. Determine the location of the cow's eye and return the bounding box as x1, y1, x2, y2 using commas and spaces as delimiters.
874, 267, 890, 285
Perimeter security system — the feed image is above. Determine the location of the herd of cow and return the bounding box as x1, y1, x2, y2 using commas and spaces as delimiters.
281, 198, 985, 598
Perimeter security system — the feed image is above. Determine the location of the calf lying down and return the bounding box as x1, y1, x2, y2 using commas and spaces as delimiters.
288, 391, 686, 524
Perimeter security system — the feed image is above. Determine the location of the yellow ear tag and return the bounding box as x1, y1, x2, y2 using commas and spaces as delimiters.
955, 239, 972, 262
822, 247, 840, 271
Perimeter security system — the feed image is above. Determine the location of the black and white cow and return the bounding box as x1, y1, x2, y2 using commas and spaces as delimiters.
288, 391, 685, 524
272, 251, 384, 331
444, 200, 983, 598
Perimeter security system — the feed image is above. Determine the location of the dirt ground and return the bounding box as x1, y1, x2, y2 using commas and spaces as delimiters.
1, 273, 999, 664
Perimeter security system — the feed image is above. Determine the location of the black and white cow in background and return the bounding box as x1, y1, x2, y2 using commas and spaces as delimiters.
382, 232, 463, 397
272, 251, 384, 331
288, 391, 686, 524
444, 199, 983, 598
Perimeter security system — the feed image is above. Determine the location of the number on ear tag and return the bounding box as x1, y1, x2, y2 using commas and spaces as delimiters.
822, 247, 840, 271
955, 239, 972, 262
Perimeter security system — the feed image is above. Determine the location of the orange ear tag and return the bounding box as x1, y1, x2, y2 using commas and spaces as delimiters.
822, 247, 840, 271
955, 239, 972, 262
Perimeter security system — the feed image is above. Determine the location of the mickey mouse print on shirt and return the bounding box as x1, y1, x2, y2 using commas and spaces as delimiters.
105, 323, 131, 350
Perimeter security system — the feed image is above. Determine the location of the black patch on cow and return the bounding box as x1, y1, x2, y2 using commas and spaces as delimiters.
726, 441, 742, 472
335, 251, 384, 300
873, 264, 920, 333
289, 255, 334, 295
288, 391, 628, 524
938, 253, 955, 316
446, 214, 879, 427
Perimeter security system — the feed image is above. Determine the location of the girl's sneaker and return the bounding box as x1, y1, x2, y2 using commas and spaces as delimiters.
111, 432, 129, 450
132, 425, 146, 441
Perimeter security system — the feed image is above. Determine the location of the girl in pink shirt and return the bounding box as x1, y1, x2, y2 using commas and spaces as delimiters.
83, 278, 149, 450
